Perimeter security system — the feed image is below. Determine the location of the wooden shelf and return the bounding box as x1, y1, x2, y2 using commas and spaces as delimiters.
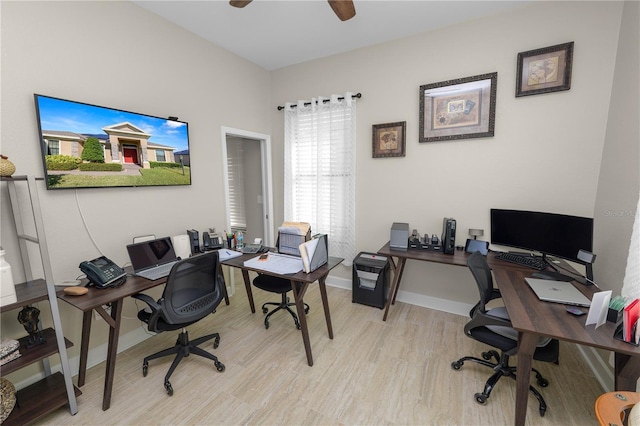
0, 279, 64, 313
2, 372, 81, 426
1, 328, 73, 376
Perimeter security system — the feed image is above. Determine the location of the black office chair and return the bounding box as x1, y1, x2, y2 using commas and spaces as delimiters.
451, 251, 559, 417
132, 251, 225, 396
252, 274, 309, 329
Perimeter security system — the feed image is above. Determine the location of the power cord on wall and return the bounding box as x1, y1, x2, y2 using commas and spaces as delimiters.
75, 189, 104, 257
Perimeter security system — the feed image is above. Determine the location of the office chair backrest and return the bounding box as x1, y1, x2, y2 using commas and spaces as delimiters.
467, 251, 494, 313
160, 251, 222, 325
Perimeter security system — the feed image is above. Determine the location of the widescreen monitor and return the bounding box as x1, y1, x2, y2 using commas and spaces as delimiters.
490, 209, 593, 263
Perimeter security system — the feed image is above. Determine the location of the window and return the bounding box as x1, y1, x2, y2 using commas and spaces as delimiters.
226, 141, 247, 231
46, 139, 60, 155
284, 93, 356, 265
155, 149, 166, 162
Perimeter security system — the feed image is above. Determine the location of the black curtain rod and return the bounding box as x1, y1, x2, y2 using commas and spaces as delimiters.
277, 92, 361, 111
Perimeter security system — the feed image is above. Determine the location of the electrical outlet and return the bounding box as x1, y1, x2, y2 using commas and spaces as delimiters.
94, 303, 112, 320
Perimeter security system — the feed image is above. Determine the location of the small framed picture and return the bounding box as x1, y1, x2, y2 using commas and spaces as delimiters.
419, 73, 497, 143
372, 121, 406, 158
516, 41, 574, 97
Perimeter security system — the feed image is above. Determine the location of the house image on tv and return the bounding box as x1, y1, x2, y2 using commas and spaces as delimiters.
43, 122, 176, 169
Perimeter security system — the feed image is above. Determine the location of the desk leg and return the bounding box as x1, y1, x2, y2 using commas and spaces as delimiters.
614, 352, 640, 390
514, 332, 538, 426
220, 265, 230, 306
241, 269, 256, 313
383, 257, 406, 321
77, 310, 93, 387
290, 280, 313, 366
102, 299, 123, 411
318, 277, 334, 339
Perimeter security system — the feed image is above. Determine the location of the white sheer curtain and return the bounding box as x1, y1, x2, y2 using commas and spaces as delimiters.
622, 192, 640, 302
284, 93, 356, 265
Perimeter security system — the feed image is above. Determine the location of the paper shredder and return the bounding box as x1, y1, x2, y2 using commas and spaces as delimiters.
352, 252, 389, 309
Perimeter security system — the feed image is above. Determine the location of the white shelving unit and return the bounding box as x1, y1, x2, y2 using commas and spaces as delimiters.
1, 175, 79, 424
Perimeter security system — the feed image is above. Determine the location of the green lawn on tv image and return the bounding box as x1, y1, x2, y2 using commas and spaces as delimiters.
47, 166, 191, 188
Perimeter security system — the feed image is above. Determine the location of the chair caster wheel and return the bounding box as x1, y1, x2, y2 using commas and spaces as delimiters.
215, 362, 225, 372
262, 307, 268, 314
539, 406, 546, 417
213, 336, 220, 349
474, 393, 487, 405
165, 381, 173, 396
481, 351, 492, 361
142, 362, 148, 377
537, 376, 549, 387
304, 307, 310, 314
451, 361, 463, 370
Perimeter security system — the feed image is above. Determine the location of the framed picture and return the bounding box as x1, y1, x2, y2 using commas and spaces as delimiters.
419, 73, 497, 143
372, 121, 406, 158
516, 41, 573, 97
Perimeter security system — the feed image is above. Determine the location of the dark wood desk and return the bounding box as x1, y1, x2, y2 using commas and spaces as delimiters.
221, 253, 343, 367
377, 242, 640, 425
58, 266, 230, 411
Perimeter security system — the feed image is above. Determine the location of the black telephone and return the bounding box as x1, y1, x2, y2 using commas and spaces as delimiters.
79, 256, 127, 289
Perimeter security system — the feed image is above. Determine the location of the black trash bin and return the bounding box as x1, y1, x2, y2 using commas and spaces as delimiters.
352, 252, 390, 309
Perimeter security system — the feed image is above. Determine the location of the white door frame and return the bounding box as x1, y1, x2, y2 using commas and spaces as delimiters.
220, 126, 275, 247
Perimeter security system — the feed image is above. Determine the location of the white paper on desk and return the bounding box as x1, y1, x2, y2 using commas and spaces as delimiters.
243, 252, 303, 274
585, 290, 612, 328
218, 249, 242, 261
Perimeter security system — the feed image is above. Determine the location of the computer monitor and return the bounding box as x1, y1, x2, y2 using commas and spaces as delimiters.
490, 209, 593, 263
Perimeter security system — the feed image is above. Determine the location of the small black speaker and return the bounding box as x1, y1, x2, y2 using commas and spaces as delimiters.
187, 229, 200, 255
442, 218, 456, 255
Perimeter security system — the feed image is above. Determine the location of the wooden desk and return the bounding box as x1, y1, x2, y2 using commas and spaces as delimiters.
221, 253, 343, 367
377, 242, 640, 425
58, 265, 230, 411
493, 267, 640, 426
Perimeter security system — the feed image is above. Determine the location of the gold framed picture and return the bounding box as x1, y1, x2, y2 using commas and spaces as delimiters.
516, 42, 574, 97
419, 73, 497, 143
372, 122, 406, 158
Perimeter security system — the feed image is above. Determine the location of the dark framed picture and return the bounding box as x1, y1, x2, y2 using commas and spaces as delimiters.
419, 73, 497, 143
516, 41, 574, 97
372, 121, 406, 158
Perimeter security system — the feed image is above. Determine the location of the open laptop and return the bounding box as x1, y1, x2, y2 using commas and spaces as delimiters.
126, 237, 180, 280
524, 277, 591, 307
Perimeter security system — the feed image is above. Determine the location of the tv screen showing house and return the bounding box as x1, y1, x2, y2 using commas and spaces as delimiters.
34, 94, 191, 189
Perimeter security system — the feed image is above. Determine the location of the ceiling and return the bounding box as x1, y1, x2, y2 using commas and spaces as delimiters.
133, 1, 530, 71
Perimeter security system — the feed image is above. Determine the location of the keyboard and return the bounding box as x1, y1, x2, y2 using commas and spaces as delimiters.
136, 261, 177, 280
495, 252, 548, 270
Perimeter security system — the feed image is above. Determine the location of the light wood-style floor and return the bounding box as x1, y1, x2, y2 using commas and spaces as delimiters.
37, 272, 604, 425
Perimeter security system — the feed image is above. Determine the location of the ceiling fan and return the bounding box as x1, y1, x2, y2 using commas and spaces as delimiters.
229, 0, 356, 22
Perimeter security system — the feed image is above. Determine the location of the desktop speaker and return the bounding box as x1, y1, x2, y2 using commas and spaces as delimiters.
186, 229, 200, 255
441, 218, 456, 255
171, 234, 191, 260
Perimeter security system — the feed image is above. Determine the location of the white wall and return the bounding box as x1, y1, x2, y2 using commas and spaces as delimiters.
0, 0, 270, 381
270, 1, 625, 305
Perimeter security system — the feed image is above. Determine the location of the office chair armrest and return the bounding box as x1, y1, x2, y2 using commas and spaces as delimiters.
132, 293, 161, 311
464, 309, 513, 336
488, 288, 502, 301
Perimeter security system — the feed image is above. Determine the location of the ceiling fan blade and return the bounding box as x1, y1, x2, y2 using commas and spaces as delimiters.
230, 0, 253, 8
328, 0, 356, 21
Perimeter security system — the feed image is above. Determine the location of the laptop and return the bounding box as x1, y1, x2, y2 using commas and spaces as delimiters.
126, 237, 180, 280
524, 277, 591, 307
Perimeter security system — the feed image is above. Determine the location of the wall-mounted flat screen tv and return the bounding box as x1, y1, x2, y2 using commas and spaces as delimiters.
34, 94, 191, 190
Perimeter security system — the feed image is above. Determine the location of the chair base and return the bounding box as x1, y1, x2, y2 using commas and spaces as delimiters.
142, 329, 225, 396
261, 293, 309, 330
451, 349, 549, 417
